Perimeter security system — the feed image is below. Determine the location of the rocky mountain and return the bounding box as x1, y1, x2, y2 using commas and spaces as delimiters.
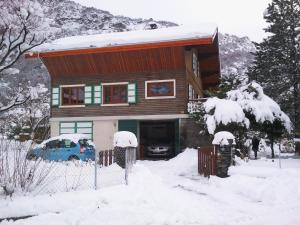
11, 0, 256, 91
219, 33, 256, 81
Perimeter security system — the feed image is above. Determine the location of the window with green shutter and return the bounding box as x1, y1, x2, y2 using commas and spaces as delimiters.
52, 87, 60, 106
93, 85, 102, 104
127, 83, 137, 104
84, 86, 92, 104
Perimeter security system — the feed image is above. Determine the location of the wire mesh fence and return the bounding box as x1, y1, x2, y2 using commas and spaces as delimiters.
125, 147, 136, 185
0, 138, 138, 197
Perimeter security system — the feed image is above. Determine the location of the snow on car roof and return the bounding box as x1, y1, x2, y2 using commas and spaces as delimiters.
37, 134, 94, 148
32, 23, 217, 53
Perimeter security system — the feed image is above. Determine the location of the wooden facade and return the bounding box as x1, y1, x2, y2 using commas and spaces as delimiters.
51, 70, 187, 117
34, 36, 220, 118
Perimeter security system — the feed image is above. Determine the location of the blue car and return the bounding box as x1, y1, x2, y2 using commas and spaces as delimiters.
27, 134, 96, 161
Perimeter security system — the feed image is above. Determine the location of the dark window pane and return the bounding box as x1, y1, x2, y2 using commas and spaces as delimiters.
78, 88, 84, 104
61, 86, 84, 105
62, 88, 70, 105
103, 85, 127, 104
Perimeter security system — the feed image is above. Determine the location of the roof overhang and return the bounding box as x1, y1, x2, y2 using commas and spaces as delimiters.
25, 36, 215, 59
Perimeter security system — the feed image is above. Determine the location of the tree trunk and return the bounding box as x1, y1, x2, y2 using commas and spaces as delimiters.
271, 138, 275, 159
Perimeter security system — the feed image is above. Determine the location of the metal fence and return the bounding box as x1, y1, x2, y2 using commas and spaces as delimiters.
125, 147, 136, 185
38, 148, 137, 194
0, 138, 137, 197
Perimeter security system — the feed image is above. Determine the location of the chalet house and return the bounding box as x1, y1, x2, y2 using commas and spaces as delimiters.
26, 24, 220, 159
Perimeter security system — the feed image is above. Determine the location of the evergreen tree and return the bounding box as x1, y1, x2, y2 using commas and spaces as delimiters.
248, 0, 300, 136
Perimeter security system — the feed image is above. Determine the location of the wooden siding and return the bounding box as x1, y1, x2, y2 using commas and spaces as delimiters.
51, 71, 188, 118
184, 49, 204, 97
198, 34, 220, 89
43, 47, 186, 78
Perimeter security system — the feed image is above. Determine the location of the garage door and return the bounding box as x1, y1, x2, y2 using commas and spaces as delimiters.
59, 122, 93, 140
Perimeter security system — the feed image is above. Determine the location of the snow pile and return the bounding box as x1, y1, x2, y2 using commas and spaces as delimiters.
1, 149, 300, 225
113, 131, 138, 148
38, 134, 95, 148
212, 131, 235, 145
227, 82, 292, 132
33, 24, 217, 52
204, 97, 250, 134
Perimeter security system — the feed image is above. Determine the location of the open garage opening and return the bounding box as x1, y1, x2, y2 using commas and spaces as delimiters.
139, 120, 176, 160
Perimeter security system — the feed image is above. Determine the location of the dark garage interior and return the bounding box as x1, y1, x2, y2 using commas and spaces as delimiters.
139, 120, 176, 160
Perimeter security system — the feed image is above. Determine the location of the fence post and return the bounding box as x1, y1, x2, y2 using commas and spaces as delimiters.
94, 150, 98, 190
125, 148, 128, 185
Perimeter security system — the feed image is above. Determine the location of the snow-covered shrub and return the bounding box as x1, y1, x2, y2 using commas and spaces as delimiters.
188, 82, 292, 157
0, 139, 54, 196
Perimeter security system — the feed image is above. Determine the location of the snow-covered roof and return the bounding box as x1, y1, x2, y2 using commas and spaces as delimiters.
31, 24, 217, 53
212, 131, 236, 145
113, 131, 138, 148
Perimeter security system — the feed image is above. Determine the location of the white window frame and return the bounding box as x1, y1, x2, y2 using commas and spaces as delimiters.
101, 82, 129, 106
145, 79, 176, 99
59, 84, 86, 108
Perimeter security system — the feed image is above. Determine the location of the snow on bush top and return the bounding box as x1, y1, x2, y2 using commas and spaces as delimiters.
227, 82, 291, 132
33, 24, 217, 52
212, 131, 236, 145
113, 131, 138, 148
38, 134, 95, 147
201, 82, 291, 134
204, 98, 250, 134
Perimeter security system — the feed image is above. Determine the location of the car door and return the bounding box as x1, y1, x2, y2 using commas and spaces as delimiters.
60, 139, 77, 160
45, 140, 61, 161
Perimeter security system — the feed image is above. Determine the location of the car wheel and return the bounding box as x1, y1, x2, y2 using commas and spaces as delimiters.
68, 155, 79, 161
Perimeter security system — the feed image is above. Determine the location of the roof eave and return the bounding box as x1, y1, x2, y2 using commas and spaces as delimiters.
25, 35, 216, 59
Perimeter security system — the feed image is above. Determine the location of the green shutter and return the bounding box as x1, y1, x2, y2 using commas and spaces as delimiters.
84, 86, 92, 105
51, 87, 60, 107
127, 82, 137, 104
93, 84, 102, 104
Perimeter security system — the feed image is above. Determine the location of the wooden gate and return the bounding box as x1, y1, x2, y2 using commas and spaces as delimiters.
99, 150, 114, 166
198, 146, 217, 177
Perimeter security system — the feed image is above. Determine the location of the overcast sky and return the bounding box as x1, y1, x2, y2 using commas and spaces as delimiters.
73, 0, 272, 42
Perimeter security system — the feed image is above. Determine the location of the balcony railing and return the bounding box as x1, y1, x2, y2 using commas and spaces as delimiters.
187, 98, 207, 113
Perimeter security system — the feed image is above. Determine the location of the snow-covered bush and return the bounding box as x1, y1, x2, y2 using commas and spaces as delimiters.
0, 139, 54, 196
189, 82, 292, 157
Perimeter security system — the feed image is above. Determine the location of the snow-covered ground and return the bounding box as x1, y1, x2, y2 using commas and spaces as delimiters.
1, 149, 300, 225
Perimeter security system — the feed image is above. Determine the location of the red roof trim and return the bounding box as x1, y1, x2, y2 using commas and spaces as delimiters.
25, 37, 214, 59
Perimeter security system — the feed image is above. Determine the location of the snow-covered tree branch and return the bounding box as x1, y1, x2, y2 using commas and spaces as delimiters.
0, 0, 50, 114
0, 0, 48, 76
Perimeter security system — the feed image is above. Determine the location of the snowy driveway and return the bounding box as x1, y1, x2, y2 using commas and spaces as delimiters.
1, 149, 300, 225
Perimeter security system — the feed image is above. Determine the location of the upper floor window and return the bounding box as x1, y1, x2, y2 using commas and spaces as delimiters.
145, 80, 176, 99
103, 84, 127, 104
61, 86, 84, 105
